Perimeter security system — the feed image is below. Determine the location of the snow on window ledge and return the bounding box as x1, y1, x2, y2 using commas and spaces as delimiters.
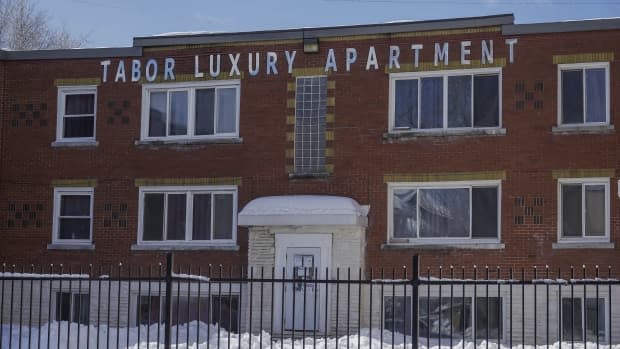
47, 243, 95, 250
51, 140, 99, 148
135, 137, 243, 147
381, 242, 505, 250
552, 124, 614, 135
130, 243, 239, 251
552, 241, 614, 249
383, 128, 506, 141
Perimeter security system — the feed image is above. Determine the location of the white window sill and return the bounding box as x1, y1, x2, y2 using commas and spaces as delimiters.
51, 140, 99, 148
384, 128, 506, 141
131, 244, 239, 251
47, 243, 95, 250
552, 241, 614, 249
135, 137, 243, 147
381, 242, 505, 250
552, 124, 614, 135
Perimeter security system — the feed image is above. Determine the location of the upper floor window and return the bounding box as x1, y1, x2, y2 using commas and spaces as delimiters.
294, 76, 327, 174
388, 181, 500, 244
52, 187, 94, 245
558, 63, 609, 126
558, 178, 609, 241
389, 68, 501, 132
56, 86, 97, 142
141, 81, 240, 140
137, 185, 237, 246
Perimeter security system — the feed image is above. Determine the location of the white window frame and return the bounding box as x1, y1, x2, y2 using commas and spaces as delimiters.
52, 187, 94, 245
557, 62, 610, 127
56, 86, 97, 142
557, 177, 610, 243
559, 295, 609, 343
137, 185, 238, 246
387, 180, 502, 245
388, 68, 503, 133
140, 80, 241, 141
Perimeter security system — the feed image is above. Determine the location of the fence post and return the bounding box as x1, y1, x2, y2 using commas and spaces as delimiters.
411, 254, 420, 349
164, 253, 174, 349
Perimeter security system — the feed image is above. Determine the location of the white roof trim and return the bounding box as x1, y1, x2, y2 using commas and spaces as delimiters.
238, 195, 369, 227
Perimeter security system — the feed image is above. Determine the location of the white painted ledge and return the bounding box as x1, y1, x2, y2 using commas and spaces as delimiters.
51, 140, 99, 148
552, 124, 615, 135
130, 244, 239, 251
384, 128, 506, 141
47, 243, 95, 250
552, 242, 615, 249
381, 242, 505, 250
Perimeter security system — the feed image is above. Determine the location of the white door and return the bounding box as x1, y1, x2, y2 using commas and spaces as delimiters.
284, 247, 320, 331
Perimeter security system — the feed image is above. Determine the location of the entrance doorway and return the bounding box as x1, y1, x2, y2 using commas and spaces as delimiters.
284, 247, 320, 331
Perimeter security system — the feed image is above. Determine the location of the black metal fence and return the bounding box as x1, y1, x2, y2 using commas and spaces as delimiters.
0, 254, 619, 349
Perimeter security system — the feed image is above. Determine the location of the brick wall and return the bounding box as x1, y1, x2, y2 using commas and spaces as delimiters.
0, 28, 619, 275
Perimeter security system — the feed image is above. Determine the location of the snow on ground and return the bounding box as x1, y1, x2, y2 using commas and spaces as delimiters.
1, 322, 619, 349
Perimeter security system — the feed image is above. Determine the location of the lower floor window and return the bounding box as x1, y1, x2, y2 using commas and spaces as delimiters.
385, 296, 502, 339
137, 294, 239, 331
56, 292, 90, 324
561, 297, 606, 341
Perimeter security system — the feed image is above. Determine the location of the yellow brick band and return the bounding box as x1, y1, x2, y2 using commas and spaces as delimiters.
140, 73, 243, 84
327, 81, 336, 89
325, 148, 334, 157
321, 26, 501, 43
384, 171, 506, 183
287, 82, 296, 92
286, 116, 296, 125
552, 169, 615, 179
143, 39, 303, 52
325, 164, 334, 173
286, 99, 296, 109
285, 149, 294, 159
327, 97, 335, 107
325, 131, 334, 141
553, 52, 614, 64
286, 132, 295, 142
326, 114, 335, 123
292, 68, 328, 77
135, 177, 242, 187
386, 58, 506, 74
55, 78, 101, 86
52, 179, 98, 187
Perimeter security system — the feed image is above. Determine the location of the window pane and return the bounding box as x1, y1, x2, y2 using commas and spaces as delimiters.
211, 296, 239, 332
56, 293, 71, 321
72, 294, 90, 325
169, 91, 188, 135
172, 296, 210, 326
63, 116, 94, 138
166, 194, 187, 240
60, 195, 91, 216
419, 188, 470, 238
585, 68, 606, 123
65, 94, 94, 115
419, 297, 472, 339
585, 298, 605, 341
394, 79, 418, 128
192, 194, 212, 240
562, 298, 583, 341
476, 297, 502, 340
213, 194, 233, 239
472, 187, 498, 239
137, 295, 161, 325
216, 88, 237, 133
149, 92, 167, 137
562, 184, 582, 237
195, 89, 215, 135
585, 185, 605, 237
420, 77, 443, 129
562, 70, 584, 124
448, 75, 472, 128
143, 193, 164, 241
384, 296, 411, 335
393, 189, 417, 238
59, 218, 90, 240
473, 74, 499, 127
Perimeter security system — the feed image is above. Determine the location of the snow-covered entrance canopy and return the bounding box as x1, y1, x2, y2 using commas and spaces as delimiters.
238, 195, 369, 227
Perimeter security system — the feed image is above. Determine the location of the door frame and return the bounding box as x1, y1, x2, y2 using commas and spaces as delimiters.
273, 233, 332, 333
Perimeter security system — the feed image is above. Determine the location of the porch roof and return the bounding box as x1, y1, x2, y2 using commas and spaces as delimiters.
238, 195, 369, 227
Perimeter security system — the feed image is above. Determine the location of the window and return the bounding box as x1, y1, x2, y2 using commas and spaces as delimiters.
558, 63, 609, 126
138, 186, 237, 245
56, 86, 97, 141
294, 76, 327, 174
558, 179, 609, 241
389, 181, 500, 243
384, 296, 502, 340
52, 187, 94, 244
55, 292, 90, 324
141, 81, 240, 140
561, 297, 606, 342
136, 295, 238, 331
390, 68, 501, 132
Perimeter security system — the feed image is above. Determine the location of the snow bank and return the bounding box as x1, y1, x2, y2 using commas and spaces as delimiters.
2, 323, 620, 349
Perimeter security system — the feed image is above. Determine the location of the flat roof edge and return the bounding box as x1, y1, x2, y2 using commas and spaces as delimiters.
1, 47, 142, 61
134, 14, 514, 47
503, 17, 620, 35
